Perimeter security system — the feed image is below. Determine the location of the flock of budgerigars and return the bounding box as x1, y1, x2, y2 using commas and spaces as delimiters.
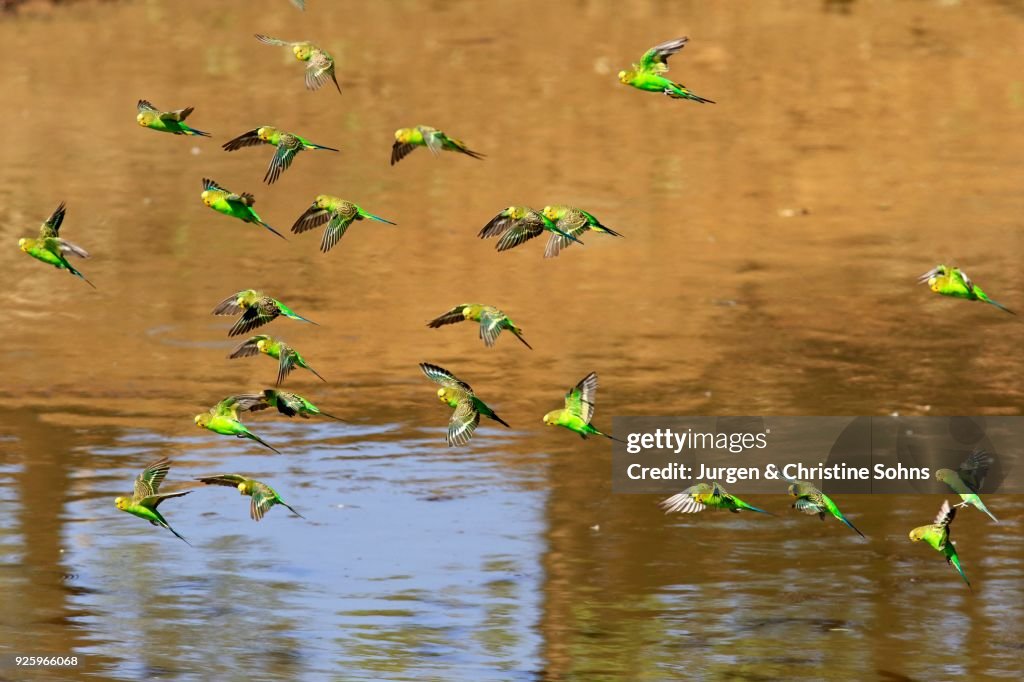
14, 1, 1007, 588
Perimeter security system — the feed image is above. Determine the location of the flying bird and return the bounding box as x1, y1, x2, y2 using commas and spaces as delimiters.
541, 205, 622, 258
234, 388, 343, 420
291, 195, 396, 252
222, 126, 339, 185
196, 473, 304, 521
212, 289, 318, 337
786, 479, 865, 537
254, 34, 340, 93
617, 37, 714, 103
909, 499, 971, 589
918, 265, 1014, 314
229, 334, 326, 386
114, 458, 191, 545
194, 395, 281, 454
477, 206, 582, 252
427, 304, 532, 349
419, 362, 510, 447
18, 202, 94, 287
542, 372, 621, 440
391, 126, 484, 166
936, 449, 998, 523
660, 481, 773, 515
200, 178, 285, 239
136, 100, 210, 137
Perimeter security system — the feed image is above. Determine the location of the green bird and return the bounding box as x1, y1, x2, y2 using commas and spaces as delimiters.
909, 499, 971, 589
19, 201, 95, 288
229, 334, 327, 386
222, 126, 339, 185
136, 100, 210, 137
22, 201, 91, 258
194, 395, 281, 454
419, 362, 510, 447
786, 479, 865, 537
235, 388, 343, 420
936, 449, 998, 523
617, 37, 714, 103
391, 126, 485, 166
114, 457, 191, 545
291, 195, 396, 252
542, 372, 622, 441
212, 289, 318, 337
427, 304, 532, 349
254, 34, 341, 93
918, 265, 1014, 314
200, 178, 285, 239
196, 473, 304, 522
541, 205, 622, 258
660, 481, 773, 515
477, 206, 582, 252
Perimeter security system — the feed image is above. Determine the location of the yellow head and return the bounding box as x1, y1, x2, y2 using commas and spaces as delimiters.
541, 206, 560, 221
617, 70, 630, 84
18, 238, 29, 252
114, 496, 128, 510
394, 128, 413, 143
908, 528, 925, 542
437, 387, 452, 403
137, 111, 156, 127
257, 126, 275, 142
935, 469, 956, 484
314, 195, 331, 209
256, 339, 271, 354
194, 413, 210, 428
237, 482, 251, 495
786, 483, 798, 497
293, 44, 312, 61
542, 411, 559, 426
201, 190, 214, 207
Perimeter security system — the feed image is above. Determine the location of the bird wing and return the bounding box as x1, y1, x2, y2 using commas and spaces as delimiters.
196, 473, 249, 488
133, 457, 172, 501
229, 301, 278, 337
212, 290, 250, 315
639, 37, 689, 74
659, 486, 707, 513
272, 391, 304, 417
231, 393, 274, 413
319, 213, 353, 252
391, 140, 417, 165
933, 499, 956, 527
137, 99, 160, 114
222, 129, 267, 152
447, 400, 480, 447
419, 362, 474, 394
793, 498, 824, 515
564, 372, 598, 423
958, 449, 992, 492
292, 204, 332, 234
427, 305, 469, 329
229, 335, 272, 359
255, 34, 293, 46
276, 347, 298, 386
543, 217, 589, 258
212, 395, 261, 418
140, 490, 190, 509
249, 481, 278, 521
202, 177, 229, 193
160, 106, 194, 122
56, 239, 89, 258
264, 138, 300, 184
39, 201, 66, 237
955, 269, 974, 294
478, 309, 505, 347
477, 210, 517, 239
305, 50, 339, 92
419, 127, 444, 156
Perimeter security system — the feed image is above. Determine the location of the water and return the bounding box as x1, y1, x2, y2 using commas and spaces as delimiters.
1, 0, 1023, 679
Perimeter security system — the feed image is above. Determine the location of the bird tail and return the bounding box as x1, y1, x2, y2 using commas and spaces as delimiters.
163, 521, 192, 546
258, 220, 288, 240
68, 263, 96, 288
185, 126, 212, 138
308, 142, 340, 152
456, 144, 486, 160
246, 431, 282, 455
667, 85, 715, 104
287, 312, 319, 326
837, 513, 866, 538
595, 224, 623, 237
948, 552, 971, 590
739, 500, 775, 516
306, 364, 328, 383
281, 502, 306, 519
359, 209, 397, 225
554, 226, 584, 245
977, 501, 999, 523
489, 411, 512, 428
985, 298, 1015, 315
317, 410, 346, 422
599, 430, 627, 444
511, 329, 533, 350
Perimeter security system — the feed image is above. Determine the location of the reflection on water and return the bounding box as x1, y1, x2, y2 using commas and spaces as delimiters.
2, 0, 1023, 679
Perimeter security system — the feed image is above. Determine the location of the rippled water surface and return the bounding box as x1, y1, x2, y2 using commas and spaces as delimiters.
2, 0, 1023, 679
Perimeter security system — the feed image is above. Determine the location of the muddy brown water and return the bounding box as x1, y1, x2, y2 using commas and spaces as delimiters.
1, 0, 1022, 679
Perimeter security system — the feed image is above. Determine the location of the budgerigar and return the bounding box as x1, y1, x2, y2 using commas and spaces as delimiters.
477, 206, 582, 252
212, 289, 318, 337
18, 202, 94, 287
909, 499, 971, 589
254, 34, 341, 93
194, 395, 282, 454
200, 178, 285, 239
114, 458, 191, 545
391, 126, 484, 166
936, 449, 998, 523
136, 100, 210, 137
661, 482, 773, 515
427, 304, 532, 349
618, 37, 714, 103
196, 473, 304, 521
786, 479, 865, 537
542, 372, 621, 441
235, 388, 343, 420
918, 265, 1014, 314
419, 362, 510, 446
222, 126, 339, 185
541, 205, 622, 258
291, 195, 396, 252
229, 334, 327, 386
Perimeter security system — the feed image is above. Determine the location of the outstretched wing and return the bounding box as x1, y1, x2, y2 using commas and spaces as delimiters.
933, 499, 956, 527
639, 37, 689, 74
249, 481, 279, 521
659, 485, 707, 513
564, 372, 597, 423
958, 449, 992, 492
478, 309, 505, 348
55, 239, 89, 258
793, 498, 824, 515
137, 99, 160, 114
133, 457, 172, 502
292, 204, 332, 234
196, 473, 249, 488
202, 177, 229, 193
419, 127, 444, 155
391, 140, 417, 165
229, 300, 278, 337
447, 400, 480, 447
212, 290, 247, 315
39, 201, 66, 237
495, 213, 545, 251
305, 50, 340, 92
230, 393, 274, 413
427, 305, 469, 329
229, 335, 272, 359
160, 106, 193, 122
255, 34, 292, 47
222, 129, 267, 152
265, 137, 301, 184
319, 213, 354, 252
419, 362, 473, 394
